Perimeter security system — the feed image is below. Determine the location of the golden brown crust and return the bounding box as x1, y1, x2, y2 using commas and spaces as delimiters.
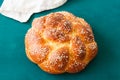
25, 11, 98, 74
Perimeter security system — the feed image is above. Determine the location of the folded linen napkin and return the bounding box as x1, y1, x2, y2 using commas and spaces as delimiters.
0, 0, 67, 22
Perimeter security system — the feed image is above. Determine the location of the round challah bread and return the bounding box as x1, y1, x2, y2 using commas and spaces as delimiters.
25, 11, 98, 74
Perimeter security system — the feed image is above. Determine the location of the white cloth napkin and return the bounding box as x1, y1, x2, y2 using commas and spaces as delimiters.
0, 0, 67, 22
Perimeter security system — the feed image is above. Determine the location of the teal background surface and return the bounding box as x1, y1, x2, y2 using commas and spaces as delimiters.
0, 0, 120, 80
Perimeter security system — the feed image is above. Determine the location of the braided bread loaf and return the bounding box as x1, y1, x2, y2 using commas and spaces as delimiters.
25, 11, 98, 74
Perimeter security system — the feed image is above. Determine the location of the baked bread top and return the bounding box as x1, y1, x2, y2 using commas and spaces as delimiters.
25, 11, 98, 74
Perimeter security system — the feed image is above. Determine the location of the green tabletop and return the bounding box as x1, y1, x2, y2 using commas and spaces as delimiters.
0, 0, 120, 80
